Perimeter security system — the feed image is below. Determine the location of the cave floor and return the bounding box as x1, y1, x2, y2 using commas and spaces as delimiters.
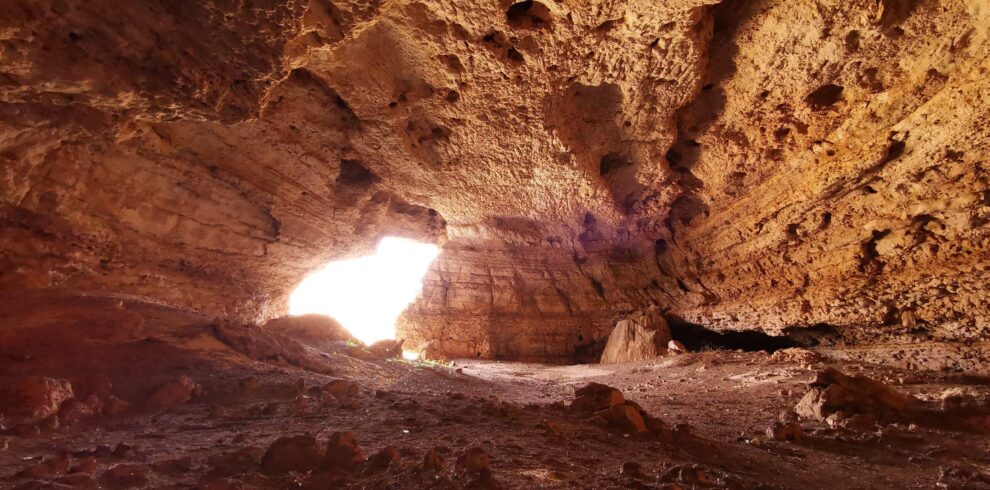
1, 293, 989, 489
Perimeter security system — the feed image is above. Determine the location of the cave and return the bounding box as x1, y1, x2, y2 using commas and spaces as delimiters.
1, 1, 989, 488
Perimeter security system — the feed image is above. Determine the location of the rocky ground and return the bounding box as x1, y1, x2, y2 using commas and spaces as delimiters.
2, 292, 990, 489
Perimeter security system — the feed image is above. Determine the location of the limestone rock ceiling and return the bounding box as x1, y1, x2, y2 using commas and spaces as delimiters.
1, 0, 988, 361
662, 0, 990, 349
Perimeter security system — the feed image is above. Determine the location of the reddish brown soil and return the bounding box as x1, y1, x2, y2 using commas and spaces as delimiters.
1, 292, 989, 489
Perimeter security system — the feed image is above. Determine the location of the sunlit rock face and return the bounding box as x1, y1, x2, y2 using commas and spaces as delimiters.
653, 0, 990, 369
2, 0, 989, 364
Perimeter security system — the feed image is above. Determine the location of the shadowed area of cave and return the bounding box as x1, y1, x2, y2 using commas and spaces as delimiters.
666, 317, 799, 353
1, 0, 989, 488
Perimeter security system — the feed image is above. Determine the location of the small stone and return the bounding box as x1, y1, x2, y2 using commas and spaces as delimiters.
102, 396, 130, 416
667, 340, 688, 353
149, 375, 198, 408
604, 404, 648, 433
367, 445, 401, 470
324, 432, 365, 469
457, 447, 491, 475
19, 453, 70, 479
622, 461, 645, 479
260, 435, 321, 475
769, 348, 822, 365
767, 421, 803, 442
0, 376, 74, 421
570, 383, 625, 412
113, 442, 135, 458
422, 448, 445, 472
323, 380, 360, 398
842, 413, 879, 432
660, 464, 714, 487
37, 415, 60, 432
940, 387, 979, 412
59, 395, 102, 425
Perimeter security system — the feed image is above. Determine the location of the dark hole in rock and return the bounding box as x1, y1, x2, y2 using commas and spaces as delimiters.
589, 278, 605, 298
572, 336, 607, 364
655, 239, 669, 254
883, 139, 906, 163
599, 152, 631, 176
595, 18, 622, 32
845, 30, 860, 51
783, 323, 843, 347
668, 316, 800, 352
805, 84, 844, 109
337, 159, 378, 186
482, 31, 508, 47
507, 47, 525, 63
440, 54, 465, 72
506, 0, 552, 29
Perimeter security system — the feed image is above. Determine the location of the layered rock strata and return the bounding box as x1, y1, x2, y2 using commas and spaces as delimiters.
2, 0, 988, 364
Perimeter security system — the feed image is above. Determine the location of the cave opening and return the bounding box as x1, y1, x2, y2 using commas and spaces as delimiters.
288, 236, 439, 346
667, 317, 799, 353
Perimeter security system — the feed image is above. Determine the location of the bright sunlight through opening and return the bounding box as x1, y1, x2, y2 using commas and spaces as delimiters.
288, 236, 439, 345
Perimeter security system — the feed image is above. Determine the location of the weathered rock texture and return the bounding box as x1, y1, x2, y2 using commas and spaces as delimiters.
1, 0, 988, 363
655, 0, 990, 365
600, 307, 672, 364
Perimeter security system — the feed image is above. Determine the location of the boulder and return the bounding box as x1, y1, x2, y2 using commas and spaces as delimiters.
766, 421, 804, 442
322, 380, 360, 398
571, 383, 658, 434
600, 307, 672, 364
260, 435, 322, 475
769, 347, 823, 365
0, 376, 74, 422
795, 367, 916, 422
367, 446, 401, 470
149, 375, 199, 408
604, 404, 648, 433
570, 383, 625, 412
456, 447, 491, 475
323, 432, 365, 469
263, 314, 355, 350
422, 448, 445, 472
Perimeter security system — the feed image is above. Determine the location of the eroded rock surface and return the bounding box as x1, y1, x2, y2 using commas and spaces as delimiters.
600, 307, 673, 363
1, 0, 988, 365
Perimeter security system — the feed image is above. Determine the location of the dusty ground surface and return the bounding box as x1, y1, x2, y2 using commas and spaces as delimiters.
2, 292, 989, 489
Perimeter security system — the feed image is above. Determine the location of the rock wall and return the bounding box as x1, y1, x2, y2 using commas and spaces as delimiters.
2, 0, 710, 326
2, 0, 988, 364
648, 0, 990, 369
399, 224, 661, 361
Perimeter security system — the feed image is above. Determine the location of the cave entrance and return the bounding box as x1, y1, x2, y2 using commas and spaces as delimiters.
667, 317, 799, 353
288, 237, 439, 351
